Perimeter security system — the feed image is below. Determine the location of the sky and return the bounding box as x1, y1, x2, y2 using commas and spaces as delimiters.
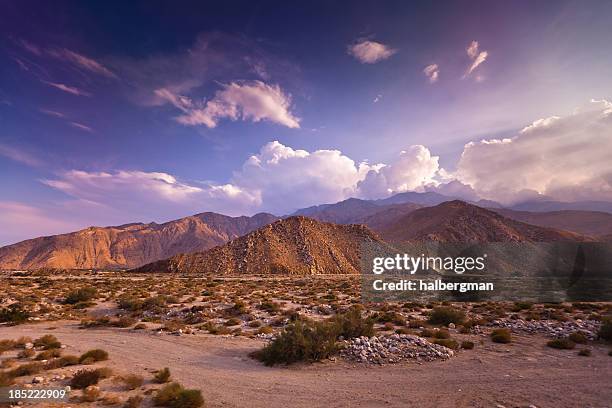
1, 0, 612, 245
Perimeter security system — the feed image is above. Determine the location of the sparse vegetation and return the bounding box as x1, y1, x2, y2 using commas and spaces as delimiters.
154, 367, 171, 383
599, 317, 612, 342
154, 382, 204, 408
490, 328, 512, 343
65, 287, 97, 304
547, 338, 576, 349
428, 307, 465, 326
71, 369, 102, 389
79, 348, 109, 363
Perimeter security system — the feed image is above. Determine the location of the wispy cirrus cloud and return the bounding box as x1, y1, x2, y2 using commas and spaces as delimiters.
39, 108, 66, 118
463, 40, 488, 79
348, 40, 397, 64
155, 80, 300, 129
0, 144, 42, 167
41, 80, 91, 96
423, 64, 439, 83
69, 122, 94, 132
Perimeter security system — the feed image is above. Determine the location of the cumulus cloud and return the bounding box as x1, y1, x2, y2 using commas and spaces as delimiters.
155, 81, 300, 129
357, 146, 440, 199
348, 40, 397, 64
42, 81, 91, 96
463, 40, 488, 78
455, 99, 612, 204
423, 64, 439, 83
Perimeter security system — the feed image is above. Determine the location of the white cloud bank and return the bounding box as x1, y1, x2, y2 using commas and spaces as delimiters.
348, 40, 397, 64
155, 81, 300, 128
455, 99, 612, 204
39, 99, 612, 220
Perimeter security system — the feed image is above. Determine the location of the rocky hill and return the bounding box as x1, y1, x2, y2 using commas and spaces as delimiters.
135, 216, 385, 274
0, 212, 278, 270
380, 200, 589, 243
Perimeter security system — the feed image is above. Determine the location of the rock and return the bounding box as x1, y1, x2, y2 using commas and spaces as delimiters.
32, 376, 44, 384
448, 323, 456, 329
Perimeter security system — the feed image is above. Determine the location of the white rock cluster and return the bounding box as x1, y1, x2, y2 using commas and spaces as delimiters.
490, 319, 600, 339
341, 334, 454, 364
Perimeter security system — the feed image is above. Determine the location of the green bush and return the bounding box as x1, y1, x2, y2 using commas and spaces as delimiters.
65, 287, 97, 304
428, 307, 465, 326
154, 367, 171, 383
461, 340, 475, 349
490, 328, 512, 344
433, 338, 459, 350
253, 319, 337, 366
329, 308, 374, 339
547, 338, 575, 349
0, 305, 29, 324
70, 369, 101, 389
599, 318, 612, 342
568, 332, 588, 344
154, 382, 204, 407
79, 349, 108, 363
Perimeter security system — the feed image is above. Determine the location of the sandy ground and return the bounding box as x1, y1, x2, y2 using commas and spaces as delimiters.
1, 321, 611, 408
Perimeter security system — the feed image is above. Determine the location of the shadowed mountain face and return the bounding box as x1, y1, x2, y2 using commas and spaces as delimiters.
134, 216, 385, 274
491, 208, 612, 238
0, 212, 278, 270
379, 201, 590, 243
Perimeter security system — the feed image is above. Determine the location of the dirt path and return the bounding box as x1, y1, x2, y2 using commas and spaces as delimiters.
1, 321, 610, 408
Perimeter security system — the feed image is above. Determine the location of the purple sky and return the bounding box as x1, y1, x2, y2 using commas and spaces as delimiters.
1, 0, 612, 245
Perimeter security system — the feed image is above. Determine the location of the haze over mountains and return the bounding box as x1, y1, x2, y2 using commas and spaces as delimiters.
1, 191, 611, 272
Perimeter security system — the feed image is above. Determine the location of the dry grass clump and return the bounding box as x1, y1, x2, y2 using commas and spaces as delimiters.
433, 338, 459, 350
428, 307, 465, 326
599, 317, 612, 342
35, 348, 61, 360
81, 385, 101, 402
9, 361, 45, 377
154, 382, 204, 408
124, 395, 144, 408
17, 348, 35, 359
568, 332, 588, 344
70, 369, 102, 389
154, 367, 171, 383
461, 340, 475, 349
118, 373, 144, 390
79, 348, 109, 364
34, 334, 61, 349
547, 338, 575, 349
0, 304, 29, 324
577, 348, 591, 356
490, 328, 512, 344
65, 287, 97, 304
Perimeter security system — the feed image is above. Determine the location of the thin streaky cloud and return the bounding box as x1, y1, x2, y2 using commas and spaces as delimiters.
69, 122, 94, 132
0, 144, 42, 167
49, 48, 118, 79
41, 81, 91, 97
40, 108, 66, 118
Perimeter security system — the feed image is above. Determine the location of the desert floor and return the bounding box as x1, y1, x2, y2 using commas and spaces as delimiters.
1, 320, 610, 408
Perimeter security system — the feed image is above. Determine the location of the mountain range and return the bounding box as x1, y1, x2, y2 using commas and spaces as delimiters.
1, 191, 611, 272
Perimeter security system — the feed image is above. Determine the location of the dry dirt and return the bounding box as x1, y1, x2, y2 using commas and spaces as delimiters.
1, 320, 610, 408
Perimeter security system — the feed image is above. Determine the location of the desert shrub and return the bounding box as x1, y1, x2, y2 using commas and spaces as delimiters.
428, 307, 465, 326
79, 349, 108, 363
15, 336, 32, 348
154, 367, 171, 383
568, 332, 588, 344
143, 296, 168, 312
433, 338, 459, 350
511, 301, 533, 312
248, 320, 262, 328
547, 338, 575, 349
204, 322, 231, 335
578, 348, 591, 356
259, 301, 280, 313
0, 305, 29, 324
65, 287, 97, 304
133, 323, 147, 330
461, 340, 475, 349
256, 326, 273, 335
0, 339, 17, 352
224, 317, 241, 326
81, 385, 101, 402
44, 354, 79, 370
376, 311, 406, 326
96, 367, 113, 379
253, 318, 338, 366
599, 317, 612, 342
9, 361, 44, 377
419, 328, 434, 337
35, 348, 61, 360
17, 348, 35, 358
70, 369, 101, 389
154, 383, 203, 408
433, 329, 451, 339
34, 334, 61, 349
335, 309, 374, 338
120, 373, 144, 390
490, 328, 512, 344
118, 296, 144, 311
114, 316, 137, 328
124, 395, 143, 408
